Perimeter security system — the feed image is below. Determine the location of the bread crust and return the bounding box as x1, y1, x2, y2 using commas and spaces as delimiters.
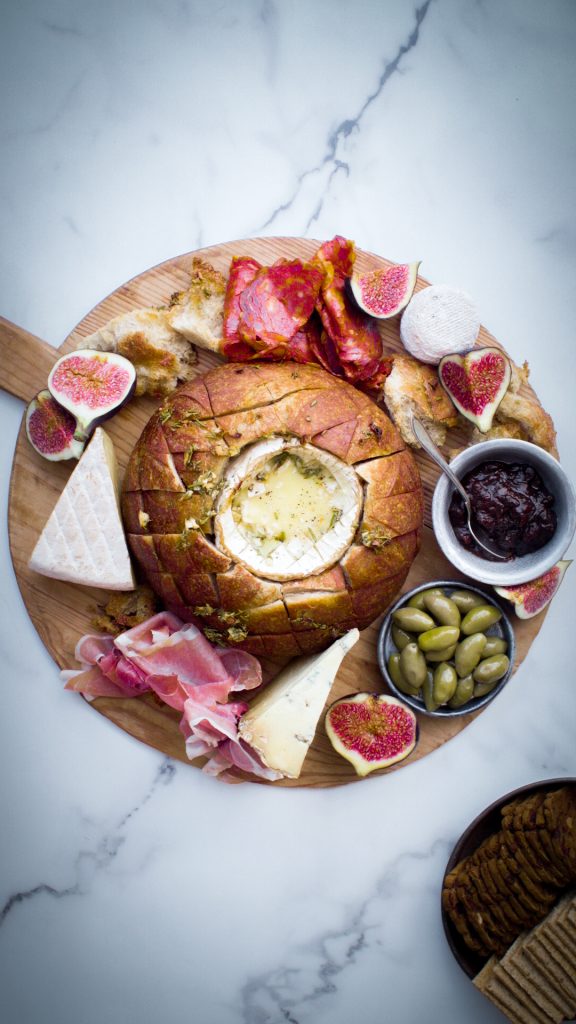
122, 362, 423, 653
383, 353, 458, 448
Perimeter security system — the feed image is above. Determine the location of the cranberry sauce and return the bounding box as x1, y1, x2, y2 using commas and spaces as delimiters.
448, 461, 557, 561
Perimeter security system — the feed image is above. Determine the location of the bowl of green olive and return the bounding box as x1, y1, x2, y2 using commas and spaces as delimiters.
377, 581, 515, 717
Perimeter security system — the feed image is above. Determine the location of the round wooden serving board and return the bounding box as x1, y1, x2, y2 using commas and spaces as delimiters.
1, 238, 549, 787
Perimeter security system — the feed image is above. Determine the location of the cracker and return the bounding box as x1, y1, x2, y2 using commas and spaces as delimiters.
474, 958, 534, 1024
525, 939, 576, 1007
489, 964, 554, 1023
505, 829, 563, 888
500, 938, 568, 1020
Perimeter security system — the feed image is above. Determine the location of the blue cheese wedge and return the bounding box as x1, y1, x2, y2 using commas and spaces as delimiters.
238, 629, 359, 778
28, 427, 135, 590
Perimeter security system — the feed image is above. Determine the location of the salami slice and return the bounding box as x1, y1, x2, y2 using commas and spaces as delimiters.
237, 258, 323, 348
222, 256, 261, 359
313, 236, 384, 383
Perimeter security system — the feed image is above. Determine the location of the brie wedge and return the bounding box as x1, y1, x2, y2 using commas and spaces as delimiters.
238, 629, 359, 778
29, 427, 135, 590
214, 437, 362, 581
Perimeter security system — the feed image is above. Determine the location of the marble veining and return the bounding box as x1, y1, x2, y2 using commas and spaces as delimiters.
239, 838, 450, 1024
260, 0, 434, 233
1, 760, 176, 928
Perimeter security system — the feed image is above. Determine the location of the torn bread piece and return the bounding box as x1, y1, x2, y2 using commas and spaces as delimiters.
165, 256, 226, 352
81, 307, 197, 397
382, 352, 459, 448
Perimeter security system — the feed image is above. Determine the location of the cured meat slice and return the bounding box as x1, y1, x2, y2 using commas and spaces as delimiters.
179, 696, 248, 757
65, 611, 266, 781
237, 258, 323, 351
180, 696, 282, 780
63, 665, 130, 700
313, 236, 389, 384
222, 256, 262, 360
114, 612, 261, 703
202, 737, 284, 781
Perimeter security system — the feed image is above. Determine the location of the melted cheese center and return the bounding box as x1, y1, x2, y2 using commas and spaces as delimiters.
214, 438, 363, 581
233, 453, 341, 551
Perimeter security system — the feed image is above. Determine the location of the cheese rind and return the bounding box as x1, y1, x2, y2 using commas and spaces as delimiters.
215, 437, 362, 581
238, 629, 359, 778
29, 427, 135, 590
400, 284, 480, 364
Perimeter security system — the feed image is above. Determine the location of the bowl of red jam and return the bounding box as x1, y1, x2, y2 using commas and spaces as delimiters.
432, 439, 576, 585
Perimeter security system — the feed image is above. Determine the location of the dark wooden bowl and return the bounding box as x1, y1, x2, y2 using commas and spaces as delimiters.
441, 777, 576, 978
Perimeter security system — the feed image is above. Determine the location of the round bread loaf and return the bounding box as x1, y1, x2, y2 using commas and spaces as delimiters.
122, 362, 424, 657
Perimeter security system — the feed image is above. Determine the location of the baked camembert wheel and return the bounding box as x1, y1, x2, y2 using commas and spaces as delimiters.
122, 362, 424, 657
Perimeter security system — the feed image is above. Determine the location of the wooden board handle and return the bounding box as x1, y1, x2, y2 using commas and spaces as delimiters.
0, 317, 58, 403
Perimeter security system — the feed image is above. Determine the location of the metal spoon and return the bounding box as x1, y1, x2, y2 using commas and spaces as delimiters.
411, 416, 507, 561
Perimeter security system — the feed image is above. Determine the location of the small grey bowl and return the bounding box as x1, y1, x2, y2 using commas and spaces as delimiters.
432, 439, 576, 586
377, 580, 516, 718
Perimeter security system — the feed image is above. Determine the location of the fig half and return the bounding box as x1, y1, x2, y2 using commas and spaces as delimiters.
349, 261, 420, 319
47, 349, 136, 441
495, 560, 571, 619
25, 390, 85, 461
438, 347, 511, 432
325, 693, 418, 776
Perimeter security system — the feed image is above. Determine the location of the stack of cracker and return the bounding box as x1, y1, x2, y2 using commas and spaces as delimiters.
473, 892, 576, 1022
443, 786, 576, 957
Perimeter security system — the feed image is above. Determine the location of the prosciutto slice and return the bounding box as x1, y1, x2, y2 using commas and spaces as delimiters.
64, 611, 267, 781
202, 738, 283, 782
114, 612, 261, 704
179, 696, 248, 758
63, 665, 129, 700
66, 634, 149, 697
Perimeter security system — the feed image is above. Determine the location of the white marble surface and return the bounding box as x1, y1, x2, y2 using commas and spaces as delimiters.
1, 2, 576, 1022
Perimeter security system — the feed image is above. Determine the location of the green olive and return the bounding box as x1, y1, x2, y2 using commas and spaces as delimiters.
407, 588, 443, 610
473, 678, 500, 698
418, 625, 460, 652
450, 590, 486, 613
454, 633, 488, 678
461, 605, 502, 635
448, 674, 475, 708
424, 644, 457, 663
388, 653, 422, 697
472, 654, 510, 685
432, 662, 458, 705
482, 636, 508, 657
391, 625, 414, 652
392, 608, 436, 633
423, 592, 461, 628
399, 642, 427, 688
423, 671, 440, 712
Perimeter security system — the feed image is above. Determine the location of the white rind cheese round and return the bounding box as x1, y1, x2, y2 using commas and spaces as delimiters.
214, 437, 363, 581
400, 284, 480, 364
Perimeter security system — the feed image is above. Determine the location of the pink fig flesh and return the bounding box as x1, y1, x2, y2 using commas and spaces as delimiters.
325, 693, 418, 776
48, 349, 136, 439
349, 261, 420, 319
495, 560, 571, 618
25, 390, 85, 461
438, 347, 511, 432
